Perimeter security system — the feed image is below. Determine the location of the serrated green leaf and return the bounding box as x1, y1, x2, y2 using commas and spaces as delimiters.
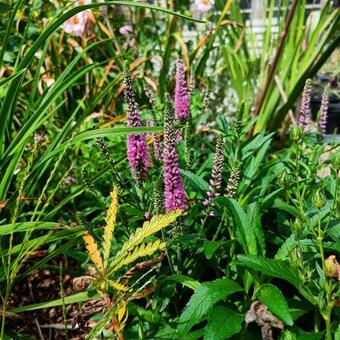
204, 305, 243, 340
257, 284, 293, 325
177, 278, 242, 336
275, 234, 296, 260
279, 329, 297, 340
238, 255, 302, 288
237, 255, 315, 304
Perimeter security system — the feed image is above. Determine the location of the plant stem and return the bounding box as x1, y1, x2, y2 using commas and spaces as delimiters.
317, 209, 333, 340
317, 209, 325, 270
252, 0, 299, 133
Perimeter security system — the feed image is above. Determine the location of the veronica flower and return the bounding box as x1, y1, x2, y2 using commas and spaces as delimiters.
298, 79, 312, 132
162, 97, 186, 212
225, 167, 240, 198
63, 0, 93, 37
318, 87, 329, 136
123, 63, 151, 180
174, 59, 190, 121
203, 136, 225, 207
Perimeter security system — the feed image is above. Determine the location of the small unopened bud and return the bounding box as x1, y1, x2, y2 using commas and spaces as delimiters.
278, 170, 292, 189
290, 126, 303, 142
292, 218, 303, 235
330, 151, 340, 171
312, 188, 326, 209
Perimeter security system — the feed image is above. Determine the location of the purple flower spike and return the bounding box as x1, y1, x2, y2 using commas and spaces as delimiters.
123, 63, 151, 180
319, 87, 329, 136
174, 59, 190, 121
163, 97, 186, 212
298, 79, 312, 132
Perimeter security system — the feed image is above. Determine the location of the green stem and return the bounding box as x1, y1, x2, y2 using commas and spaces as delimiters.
212, 208, 227, 241
324, 311, 332, 340
317, 209, 333, 340
317, 209, 325, 270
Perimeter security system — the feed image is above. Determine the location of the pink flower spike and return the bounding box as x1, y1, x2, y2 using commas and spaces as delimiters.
123, 63, 151, 181
162, 98, 186, 212
174, 59, 190, 121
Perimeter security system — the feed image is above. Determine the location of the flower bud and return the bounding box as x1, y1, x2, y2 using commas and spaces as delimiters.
312, 188, 326, 209
330, 151, 340, 171
292, 218, 303, 235
290, 126, 303, 142
278, 170, 292, 189
324, 255, 340, 281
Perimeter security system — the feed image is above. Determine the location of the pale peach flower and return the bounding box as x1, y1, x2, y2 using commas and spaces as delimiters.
194, 0, 213, 13
63, 0, 93, 37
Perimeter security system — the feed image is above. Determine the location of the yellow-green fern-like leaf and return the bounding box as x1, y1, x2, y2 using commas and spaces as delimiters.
112, 239, 166, 272
83, 231, 105, 275
106, 279, 128, 292
110, 210, 181, 272
103, 185, 119, 266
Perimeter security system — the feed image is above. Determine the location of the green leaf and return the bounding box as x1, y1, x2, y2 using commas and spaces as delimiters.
177, 278, 242, 336
204, 305, 243, 340
241, 133, 273, 160
247, 202, 265, 256
204, 240, 227, 259
295, 328, 324, 340
165, 274, 201, 290
180, 169, 210, 194
273, 199, 299, 216
237, 255, 315, 304
262, 188, 284, 209
334, 324, 340, 340
237, 255, 302, 289
9, 291, 98, 313
327, 221, 340, 241
0, 222, 64, 236
257, 284, 293, 326
38, 126, 163, 165
225, 198, 257, 255
275, 234, 296, 261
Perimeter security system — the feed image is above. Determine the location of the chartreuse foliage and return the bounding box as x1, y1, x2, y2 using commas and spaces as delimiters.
82, 185, 181, 336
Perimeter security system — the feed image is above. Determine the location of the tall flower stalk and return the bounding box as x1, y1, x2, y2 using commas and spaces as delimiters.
123, 63, 151, 181
204, 136, 225, 207
162, 97, 186, 212
318, 87, 329, 136
174, 59, 190, 121
298, 79, 312, 132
